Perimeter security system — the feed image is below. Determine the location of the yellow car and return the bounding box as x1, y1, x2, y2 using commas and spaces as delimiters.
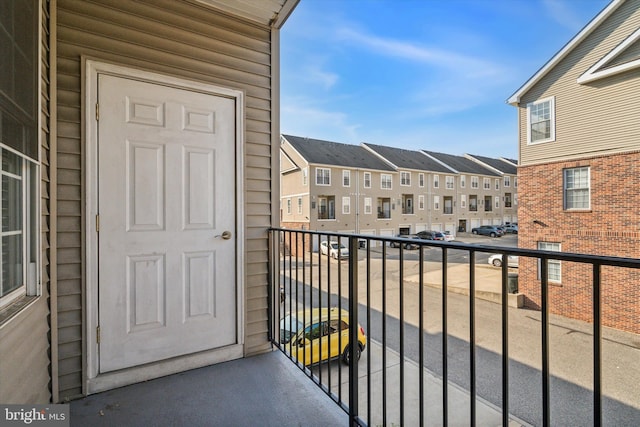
280, 307, 367, 366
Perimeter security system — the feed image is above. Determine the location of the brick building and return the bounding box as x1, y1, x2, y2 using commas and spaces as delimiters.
508, 0, 640, 333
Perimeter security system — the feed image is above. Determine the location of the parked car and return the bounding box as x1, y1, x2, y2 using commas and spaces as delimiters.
390, 234, 420, 249
280, 308, 367, 366
503, 224, 518, 234
471, 225, 504, 237
320, 241, 349, 259
488, 254, 519, 268
416, 230, 445, 241
443, 231, 455, 242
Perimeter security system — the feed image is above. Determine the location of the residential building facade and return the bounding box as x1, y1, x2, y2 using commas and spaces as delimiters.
1, 0, 298, 404
280, 135, 517, 249
508, 0, 640, 334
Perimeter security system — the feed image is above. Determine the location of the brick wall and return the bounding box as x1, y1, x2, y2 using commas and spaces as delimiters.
279, 222, 312, 257
518, 152, 640, 334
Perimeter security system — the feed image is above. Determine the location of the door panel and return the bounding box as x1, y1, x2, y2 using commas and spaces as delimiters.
98, 74, 237, 373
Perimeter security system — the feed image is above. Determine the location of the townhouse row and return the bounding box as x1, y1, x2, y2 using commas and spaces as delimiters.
280, 134, 517, 249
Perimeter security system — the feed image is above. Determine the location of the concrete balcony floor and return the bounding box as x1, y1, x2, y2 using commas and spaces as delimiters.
70, 350, 348, 427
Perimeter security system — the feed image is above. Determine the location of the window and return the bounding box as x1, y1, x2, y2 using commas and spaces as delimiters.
495, 179, 500, 190
433, 175, 439, 188
363, 172, 371, 188
483, 178, 490, 189
419, 173, 424, 188
343, 170, 350, 187
505, 193, 512, 208
418, 195, 425, 210
495, 196, 500, 209
514, 193, 518, 205
364, 197, 372, 214
1, 149, 39, 307
460, 194, 467, 208
469, 195, 478, 211
342, 196, 350, 214
433, 196, 440, 210
514, 177, 518, 188
564, 167, 590, 210
381, 174, 392, 189
504, 176, 511, 187
0, 0, 40, 309
460, 175, 466, 188
297, 197, 303, 214
471, 176, 478, 188
446, 176, 454, 189
286, 198, 291, 214
484, 196, 492, 211
538, 242, 561, 282
377, 198, 391, 219
317, 196, 335, 220
528, 97, 555, 144
302, 168, 307, 186
400, 171, 411, 186
443, 196, 453, 214
316, 168, 330, 185
402, 194, 414, 214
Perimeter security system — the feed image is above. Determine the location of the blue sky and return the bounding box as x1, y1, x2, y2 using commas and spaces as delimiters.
280, 0, 610, 159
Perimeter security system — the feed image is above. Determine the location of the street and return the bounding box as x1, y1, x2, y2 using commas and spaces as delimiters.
279, 233, 640, 426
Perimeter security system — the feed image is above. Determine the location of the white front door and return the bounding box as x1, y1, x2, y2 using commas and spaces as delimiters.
97, 74, 237, 373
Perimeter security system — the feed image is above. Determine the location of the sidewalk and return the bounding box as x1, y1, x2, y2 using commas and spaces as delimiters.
356, 339, 529, 426
403, 262, 524, 307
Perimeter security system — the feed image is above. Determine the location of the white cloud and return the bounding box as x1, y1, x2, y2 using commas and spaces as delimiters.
543, 0, 591, 31
280, 97, 361, 143
335, 27, 506, 79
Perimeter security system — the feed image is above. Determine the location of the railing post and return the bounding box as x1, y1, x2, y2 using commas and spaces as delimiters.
348, 235, 359, 426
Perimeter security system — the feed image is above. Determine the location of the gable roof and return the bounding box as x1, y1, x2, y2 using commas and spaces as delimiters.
508, 0, 623, 105
281, 135, 395, 171
362, 143, 454, 173
466, 154, 517, 175
280, 149, 299, 174
578, 26, 640, 83
422, 151, 500, 176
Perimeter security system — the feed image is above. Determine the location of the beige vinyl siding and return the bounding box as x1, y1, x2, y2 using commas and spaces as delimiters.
518, 0, 640, 166
0, 0, 52, 404
56, 0, 275, 400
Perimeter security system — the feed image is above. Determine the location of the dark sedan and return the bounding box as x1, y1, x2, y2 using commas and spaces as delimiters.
471, 225, 504, 237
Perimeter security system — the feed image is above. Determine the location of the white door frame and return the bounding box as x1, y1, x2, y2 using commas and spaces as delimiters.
84, 60, 245, 393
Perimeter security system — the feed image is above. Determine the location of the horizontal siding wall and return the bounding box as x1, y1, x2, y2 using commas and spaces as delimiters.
56, 0, 274, 400
518, 0, 640, 166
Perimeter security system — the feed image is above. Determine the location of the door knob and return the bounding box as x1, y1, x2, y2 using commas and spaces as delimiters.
218, 231, 232, 240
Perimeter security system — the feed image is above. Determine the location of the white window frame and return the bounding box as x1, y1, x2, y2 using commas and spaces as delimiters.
302, 167, 308, 186
471, 176, 478, 188
483, 178, 490, 189
363, 172, 371, 188
419, 173, 424, 188
460, 194, 466, 208
445, 176, 454, 189
460, 175, 466, 188
297, 197, 303, 214
400, 171, 411, 186
514, 177, 518, 188
316, 167, 331, 186
418, 195, 425, 210
527, 96, 555, 144
286, 198, 291, 214
343, 170, 350, 187
0, 149, 40, 309
433, 175, 439, 188
342, 196, 350, 214
495, 196, 500, 209
564, 166, 590, 210
495, 179, 500, 190
433, 195, 440, 210
381, 174, 392, 190
504, 176, 511, 187
538, 242, 561, 283
364, 197, 372, 214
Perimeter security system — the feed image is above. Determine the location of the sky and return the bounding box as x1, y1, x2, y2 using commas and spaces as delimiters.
280, 0, 611, 159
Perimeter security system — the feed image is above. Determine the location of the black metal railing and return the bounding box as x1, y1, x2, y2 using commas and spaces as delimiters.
268, 228, 640, 426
